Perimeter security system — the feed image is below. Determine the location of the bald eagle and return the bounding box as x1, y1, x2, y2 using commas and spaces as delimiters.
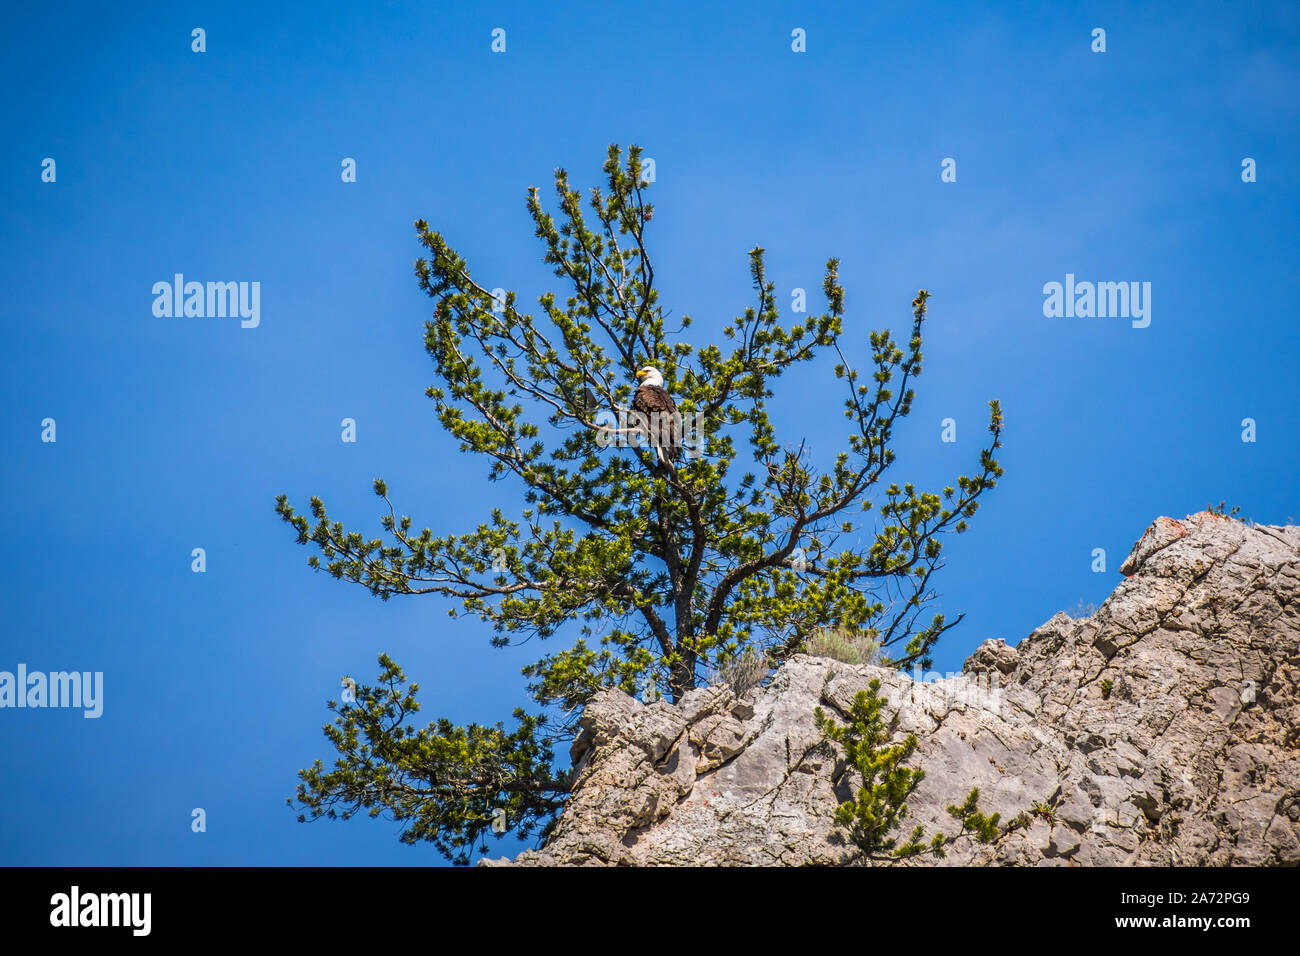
631, 366, 681, 465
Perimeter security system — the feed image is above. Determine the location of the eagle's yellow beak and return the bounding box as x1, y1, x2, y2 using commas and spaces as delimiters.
635, 368, 648, 380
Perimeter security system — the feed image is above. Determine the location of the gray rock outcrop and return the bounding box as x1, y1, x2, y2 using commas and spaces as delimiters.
483, 512, 1300, 866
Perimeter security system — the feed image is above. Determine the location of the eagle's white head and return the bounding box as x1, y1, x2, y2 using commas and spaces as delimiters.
635, 366, 665, 389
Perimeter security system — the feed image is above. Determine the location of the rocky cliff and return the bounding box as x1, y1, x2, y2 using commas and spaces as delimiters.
483, 512, 1300, 866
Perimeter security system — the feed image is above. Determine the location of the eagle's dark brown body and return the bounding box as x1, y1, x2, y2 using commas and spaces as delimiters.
631, 379, 681, 463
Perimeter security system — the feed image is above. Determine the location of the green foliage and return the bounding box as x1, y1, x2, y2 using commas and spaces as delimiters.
815, 677, 1001, 862
1101, 678, 1113, 699
1031, 800, 1057, 828
947, 787, 1002, 844
277, 145, 1004, 863
815, 678, 932, 858
289, 655, 568, 866
1207, 500, 1241, 517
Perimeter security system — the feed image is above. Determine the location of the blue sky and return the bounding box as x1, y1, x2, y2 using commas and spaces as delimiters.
1, 1, 1296, 866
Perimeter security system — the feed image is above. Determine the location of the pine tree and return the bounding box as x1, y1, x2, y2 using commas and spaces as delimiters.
814, 678, 1003, 862
276, 144, 1004, 863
